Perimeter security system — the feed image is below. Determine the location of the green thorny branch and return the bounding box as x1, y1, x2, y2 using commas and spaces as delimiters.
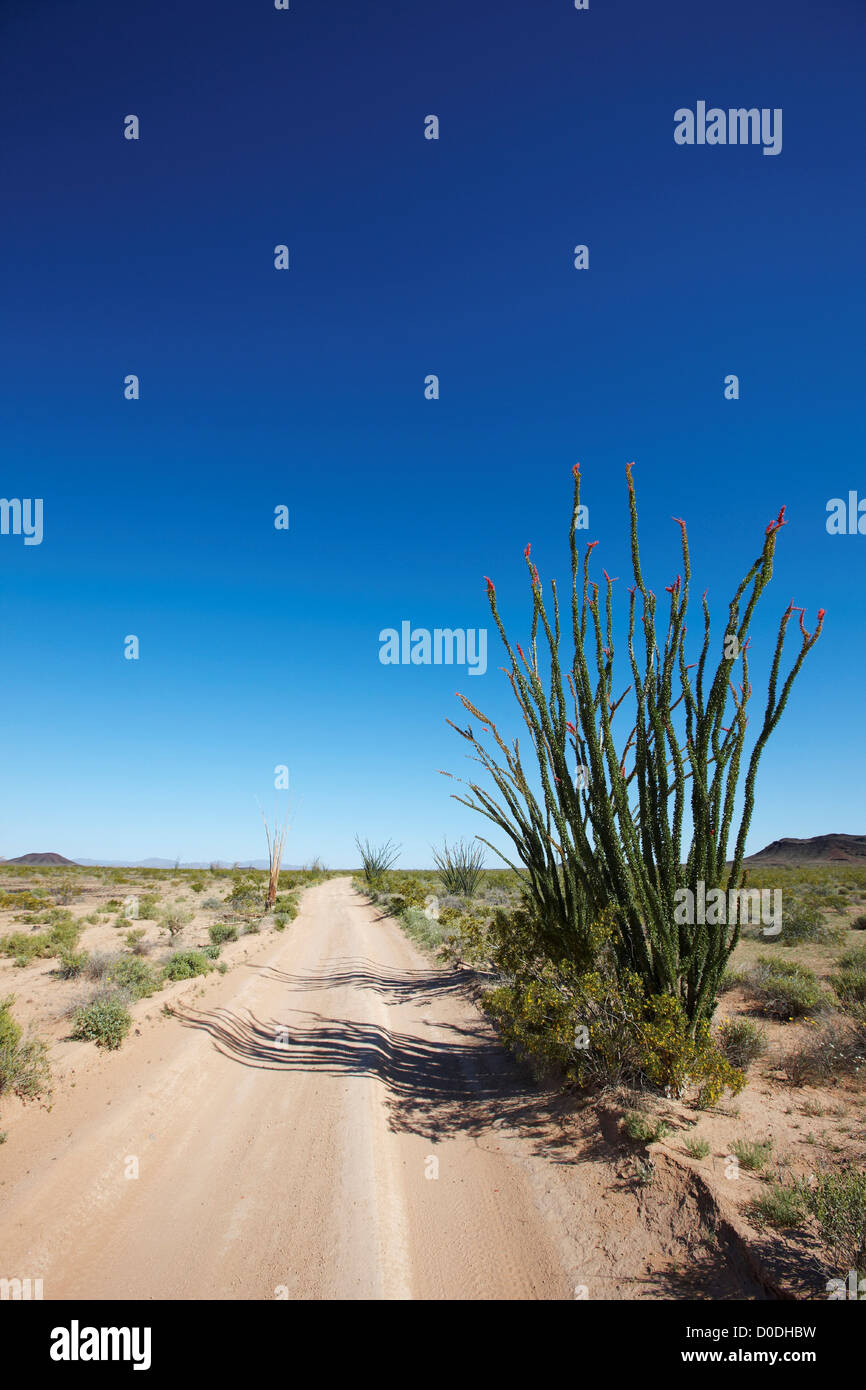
445, 464, 825, 1026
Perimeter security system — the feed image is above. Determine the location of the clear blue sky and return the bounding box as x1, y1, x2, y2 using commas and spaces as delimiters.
0, 0, 863, 867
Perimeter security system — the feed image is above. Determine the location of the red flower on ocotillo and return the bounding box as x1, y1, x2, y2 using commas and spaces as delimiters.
573, 463, 580, 479
765, 505, 787, 536
484, 576, 495, 595
524, 543, 531, 560
566, 721, 576, 734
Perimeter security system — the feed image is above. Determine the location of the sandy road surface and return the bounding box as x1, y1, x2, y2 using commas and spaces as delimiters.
0, 878, 587, 1300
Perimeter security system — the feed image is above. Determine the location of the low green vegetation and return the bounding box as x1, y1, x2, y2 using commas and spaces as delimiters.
162, 950, 213, 982
684, 1136, 710, 1159
623, 1111, 670, 1144
745, 957, 829, 1020
731, 1137, 773, 1172
208, 922, 238, 946
0, 995, 51, 1102
716, 1018, 767, 1070
805, 1168, 866, 1276
0, 913, 81, 968
70, 995, 132, 1050
157, 901, 193, 940
749, 1184, 807, 1229
776, 899, 844, 948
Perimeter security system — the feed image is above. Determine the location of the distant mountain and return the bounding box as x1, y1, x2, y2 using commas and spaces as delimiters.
747, 834, 866, 864
2, 851, 79, 866
73, 858, 275, 870
0, 854, 291, 870
72, 858, 298, 870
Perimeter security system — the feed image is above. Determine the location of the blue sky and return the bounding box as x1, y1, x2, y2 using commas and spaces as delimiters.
0, 0, 863, 867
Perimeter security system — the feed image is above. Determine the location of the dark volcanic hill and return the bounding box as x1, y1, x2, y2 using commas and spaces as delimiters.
3, 851, 79, 866
747, 834, 866, 865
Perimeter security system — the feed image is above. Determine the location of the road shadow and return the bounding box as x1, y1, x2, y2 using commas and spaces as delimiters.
171, 998, 589, 1157
257, 956, 470, 1006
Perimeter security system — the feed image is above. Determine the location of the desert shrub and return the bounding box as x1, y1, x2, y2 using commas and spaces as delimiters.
801, 1170, 866, 1276
746, 957, 828, 1020
397, 904, 452, 952
57, 950, 89, 979
719, 967, 746, 993
749, 1184, 807, 1229
106, 956, 161, 999
49, 878, 83, 906
137, 893, 161, 918
731, 1137, 773, 1172
474, 903, 743, 1101
782, 1017, 866, 1086
833, 966, 866, 1014
1, 931, 47, 966
272, 894, 298, 920
70, 996, 131, 1049
104, 899, 122, 911
225, 873, 267, 916
158, 902, 193, 940
777, 901, 843, 947
623, 1111, 670, 1143
0, 890, 46, 911
852, 914, 866, 931
834, 944, 866, 1016
84, 952, 159, 999
201, 897, 223, 911
202, 944, 220, 960
684, 1137, 710, 1159
162, 950, 212, 982
717, 1018, 767, 1070
209, 922, 237, 945
432, 839, 485, 897
189, 878, 205, 893
0, 915, 81, 967
637, 994, 745, 1106
84, 951, 119, 982
387, 877, 429, 914
0, 996, 51, 1101
125, 928, 148, 955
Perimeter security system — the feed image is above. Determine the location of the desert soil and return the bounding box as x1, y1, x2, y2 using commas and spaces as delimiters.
5, 878, 856, 1301
0, 876, 783, 1301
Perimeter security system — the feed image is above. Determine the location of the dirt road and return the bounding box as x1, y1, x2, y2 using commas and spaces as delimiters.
1, 877, 602, 1300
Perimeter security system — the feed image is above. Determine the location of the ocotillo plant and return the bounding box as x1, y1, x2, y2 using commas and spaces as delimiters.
260, 804, 290, 909
432, 838, 485, 897
448, 465, 824, 1026
354, 836, 401, 887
